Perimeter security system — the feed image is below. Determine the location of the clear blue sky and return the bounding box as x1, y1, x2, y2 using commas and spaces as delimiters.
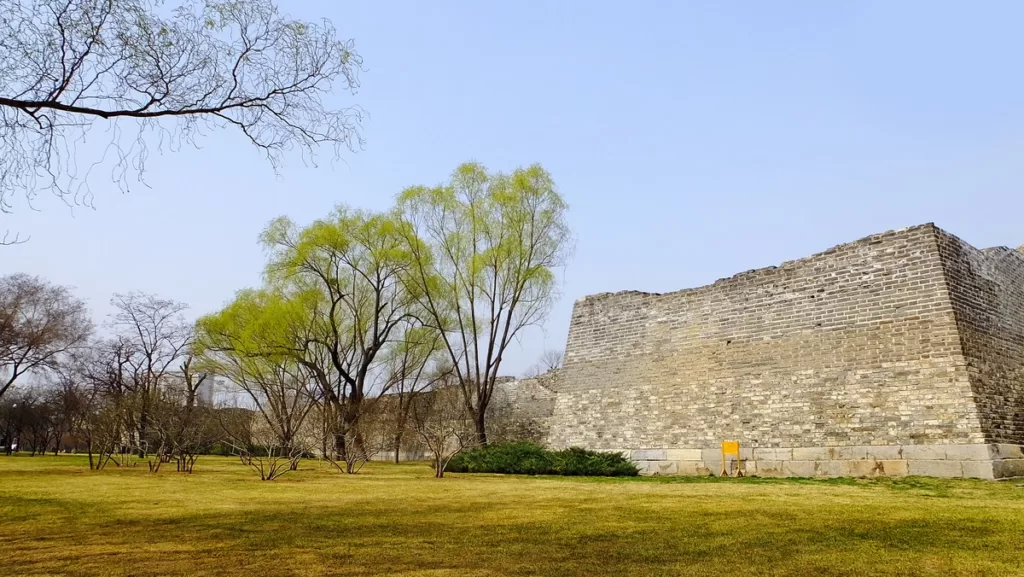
5, 1, 1024, 375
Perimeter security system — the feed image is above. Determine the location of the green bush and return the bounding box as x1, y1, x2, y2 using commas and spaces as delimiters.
445, 443, 638, 477
446, 442, 554, 475
551, 447, 640, 477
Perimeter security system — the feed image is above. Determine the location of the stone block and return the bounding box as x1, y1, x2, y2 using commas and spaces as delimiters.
901, 445, 946, 460
654, 461, 678, 475
701, 448, 722, 463
634, 461, 657, 475
990, 444, 1024, 460
961, 461, 995, 480
774, 448, 794, 461
782, 460, 816, 477
865, 446, 904, 460
844, 460, 882, 477
819, 460, 845, 477
757, 460, 784, 476
792, 447, 829, 461
942, 444, 991, 461
907, 460, 963, 477
632, 449, 666, 461
676, 461, 705, 476
876, 460, 909, 477
753, 448, 789, 460
993, 459, 1024, 479
665, 449, 703, 461
830, 446, 868, 460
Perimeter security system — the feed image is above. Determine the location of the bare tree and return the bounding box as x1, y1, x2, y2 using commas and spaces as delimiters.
412, 384, 476, 478
0, 273, 92, 401
525, 349, 563, 377
378, 326, 447, 463
217, 402, 308, 481
0, 0, 363, 236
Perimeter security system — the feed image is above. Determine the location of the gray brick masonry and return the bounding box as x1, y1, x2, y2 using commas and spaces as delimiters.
503, 224, 1024, 479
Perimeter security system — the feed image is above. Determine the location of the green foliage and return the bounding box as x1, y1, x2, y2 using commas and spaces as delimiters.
551, 447, 641, 477
445, 442, 639, 477
446, 442, 554, 475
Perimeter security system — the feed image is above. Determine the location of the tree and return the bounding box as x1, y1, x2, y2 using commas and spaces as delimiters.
195, 289, 318, 472
411, 383, 476, 478
397, 162, 572, 444
378, 325, 446, 463
108, 292, 192, 457
257, 208, 421, 467
525, 349, 563, 377
0, 273, 92, 401
0, 0, 363, 237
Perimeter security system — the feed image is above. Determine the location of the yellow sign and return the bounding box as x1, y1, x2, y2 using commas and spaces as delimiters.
721, 441, 742, 477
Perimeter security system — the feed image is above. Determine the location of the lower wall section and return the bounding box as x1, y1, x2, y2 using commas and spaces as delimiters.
613, 444, 1024, 480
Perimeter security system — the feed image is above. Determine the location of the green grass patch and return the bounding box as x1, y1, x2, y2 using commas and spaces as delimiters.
1, 455, 1023, 576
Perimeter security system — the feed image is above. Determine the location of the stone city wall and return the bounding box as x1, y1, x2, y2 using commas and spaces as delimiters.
539, 224, 1024, 479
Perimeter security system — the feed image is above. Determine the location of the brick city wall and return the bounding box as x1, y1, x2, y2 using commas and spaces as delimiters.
936, 231, 1024, 447
532, 224, 1024, 478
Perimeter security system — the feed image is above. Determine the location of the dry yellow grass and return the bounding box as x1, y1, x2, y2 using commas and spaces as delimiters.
2, 455, 1023, 576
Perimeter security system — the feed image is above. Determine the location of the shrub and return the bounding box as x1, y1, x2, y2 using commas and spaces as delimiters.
445, 443, 638, 477
446, 442, 554, 475
551, 447, 640, 477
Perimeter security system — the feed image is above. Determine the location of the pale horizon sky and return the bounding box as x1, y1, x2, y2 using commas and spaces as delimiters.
4, 1, 1024, 376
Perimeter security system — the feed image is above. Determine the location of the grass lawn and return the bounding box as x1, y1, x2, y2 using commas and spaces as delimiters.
1, 455, 1023, 576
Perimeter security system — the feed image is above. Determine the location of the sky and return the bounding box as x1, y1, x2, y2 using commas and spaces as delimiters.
4, 1, 1024, 376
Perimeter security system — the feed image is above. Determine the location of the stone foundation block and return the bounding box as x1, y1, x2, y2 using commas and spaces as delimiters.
901, 445, 946, 460
819, 461, 845, 477
701, 448, 721, 463
653, 461, 678, 475
665, 449, 703, 461
993, 459, 1024, 478
792, 447, 829, 461
990, 444, 1024, 460
676, 460, 706, 475
876, 460, 909, 476
753, 448, 792, 461
865, 446, 904, 460
632, 449, 666, 461
908, 460, 963, 477
830, 446, 868, 460
844, 460, 882, 477
943, 444, 991, 461
961, 461, 995, 480
757, 460, 784, 476
782, 460, 817, 477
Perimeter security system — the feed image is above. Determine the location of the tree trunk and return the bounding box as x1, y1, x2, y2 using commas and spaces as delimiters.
474, 411, 488, 446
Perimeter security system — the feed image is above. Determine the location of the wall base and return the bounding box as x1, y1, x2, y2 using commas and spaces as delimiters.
615, 444, 1024, 480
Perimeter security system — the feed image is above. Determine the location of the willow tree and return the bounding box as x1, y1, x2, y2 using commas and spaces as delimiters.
194, 288, 317, 469
245, 208, 422, 466
397, 162, 572, 443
